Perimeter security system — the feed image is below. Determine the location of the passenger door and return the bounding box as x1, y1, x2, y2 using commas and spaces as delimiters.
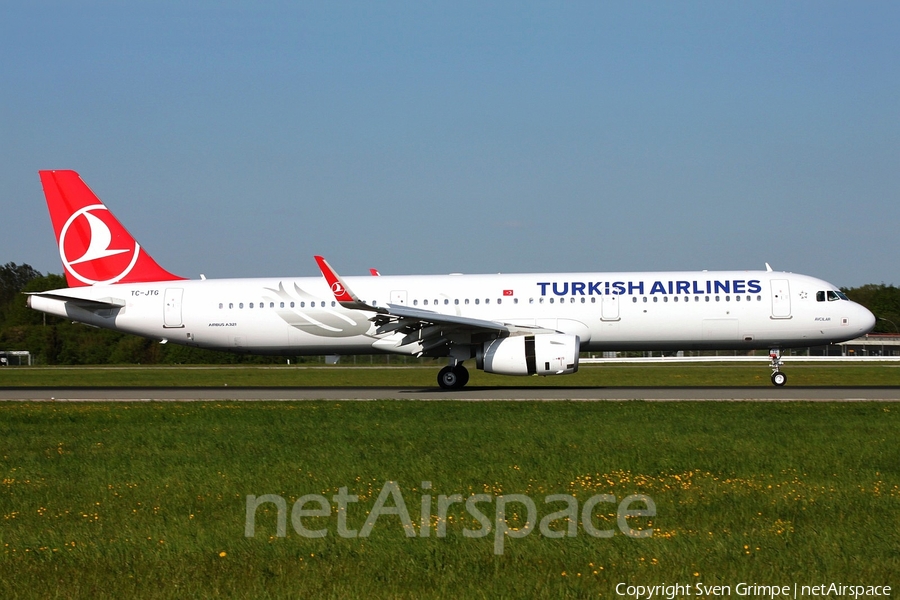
164, 288, 184, 328
770, 279, 791, 319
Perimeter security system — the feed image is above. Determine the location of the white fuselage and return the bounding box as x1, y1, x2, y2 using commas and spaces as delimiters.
29, 270, 875, 356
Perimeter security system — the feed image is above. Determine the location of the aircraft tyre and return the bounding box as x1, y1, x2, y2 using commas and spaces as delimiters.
771, 372, 787, 387
455, 365, 470, 388
438, 365, 469, 390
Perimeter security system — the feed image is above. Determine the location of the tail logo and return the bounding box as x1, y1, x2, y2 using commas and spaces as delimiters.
59, 204, 141, 285
331, 282, 345, 295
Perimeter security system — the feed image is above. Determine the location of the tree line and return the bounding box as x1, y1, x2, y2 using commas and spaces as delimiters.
1, 262, 898, 365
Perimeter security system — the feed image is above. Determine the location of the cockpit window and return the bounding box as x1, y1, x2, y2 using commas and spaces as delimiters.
826, 291, 842, 301
816, 291, 825, 302
836, 291, 849, 301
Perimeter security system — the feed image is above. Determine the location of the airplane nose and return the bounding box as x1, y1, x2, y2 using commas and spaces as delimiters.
857, 303, 876, 334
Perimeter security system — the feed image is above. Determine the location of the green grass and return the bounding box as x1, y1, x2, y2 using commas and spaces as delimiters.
1, 402, 898, 598
1, 362, 900, 387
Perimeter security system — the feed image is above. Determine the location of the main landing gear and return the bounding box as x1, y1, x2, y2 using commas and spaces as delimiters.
769, 349, 787, 386
438, 363, 469, 391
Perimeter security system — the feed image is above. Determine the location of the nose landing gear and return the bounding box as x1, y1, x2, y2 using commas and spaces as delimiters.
769, 349, 787, 386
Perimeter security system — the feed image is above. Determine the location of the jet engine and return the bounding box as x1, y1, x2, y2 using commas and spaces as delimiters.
478, 334, 579, 376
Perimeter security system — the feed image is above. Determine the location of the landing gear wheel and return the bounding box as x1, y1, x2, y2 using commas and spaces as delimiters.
771, 372, 787, 387
455, 365, 469, 388
438, 365, 469, 390
438, 366, 457, 390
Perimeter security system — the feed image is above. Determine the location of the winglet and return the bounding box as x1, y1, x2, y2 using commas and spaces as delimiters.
314, 256, 385, 313
370, 268, 381, 276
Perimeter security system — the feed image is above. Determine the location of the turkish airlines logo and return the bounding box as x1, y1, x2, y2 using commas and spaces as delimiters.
331, 282, 345, 295
59, 204, 141, 285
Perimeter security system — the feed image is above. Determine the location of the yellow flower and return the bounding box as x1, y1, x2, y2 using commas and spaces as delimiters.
219, 551, 227, 557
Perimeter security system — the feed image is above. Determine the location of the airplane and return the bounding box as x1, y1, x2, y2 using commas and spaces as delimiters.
28, 170, 876, 389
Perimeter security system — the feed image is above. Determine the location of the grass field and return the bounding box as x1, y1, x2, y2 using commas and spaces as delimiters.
1, 400, 898, 598
1, 361, 900, 388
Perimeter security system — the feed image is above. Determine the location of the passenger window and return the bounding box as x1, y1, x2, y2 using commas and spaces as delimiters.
591, 297, 596, 303
444, 299, 449, 305
218, 303, 223, 309
465, 299, 470, 305
413, 300, 418, 306
653, 297, 658, 303
280, 302, 284, 308
497, 299, 502, 304
249, 303, 254, 308
514, 298, 518, 304
331, 301, 336, 307
239, 303, 244, 309
643, 297, 648, 303
229, 303, 233, 309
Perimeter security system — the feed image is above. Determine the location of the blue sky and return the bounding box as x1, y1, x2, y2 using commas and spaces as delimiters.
2, 2, 897, 287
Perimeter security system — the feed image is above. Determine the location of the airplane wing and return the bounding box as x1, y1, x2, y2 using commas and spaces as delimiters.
314, 256, 557, 356
384, 304, 511, 332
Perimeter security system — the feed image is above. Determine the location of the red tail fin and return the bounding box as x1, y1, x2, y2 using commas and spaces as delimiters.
39, 170, 185, 287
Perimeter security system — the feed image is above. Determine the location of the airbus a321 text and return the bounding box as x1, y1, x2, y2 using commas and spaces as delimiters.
28, 170, 876, 389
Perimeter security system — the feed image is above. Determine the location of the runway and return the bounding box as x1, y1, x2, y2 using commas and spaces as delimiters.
1, 386, 899, 401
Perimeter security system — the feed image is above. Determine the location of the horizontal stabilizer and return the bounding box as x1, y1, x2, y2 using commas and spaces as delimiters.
26, 291, 126, 311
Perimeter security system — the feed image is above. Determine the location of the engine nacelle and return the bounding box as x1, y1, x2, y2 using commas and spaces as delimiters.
478, 334, 580, 376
